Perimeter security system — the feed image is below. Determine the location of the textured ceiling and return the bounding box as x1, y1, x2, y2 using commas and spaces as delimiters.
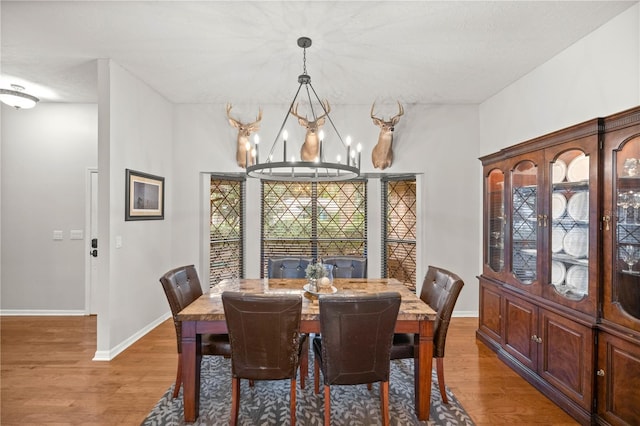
1, 1, 636, 105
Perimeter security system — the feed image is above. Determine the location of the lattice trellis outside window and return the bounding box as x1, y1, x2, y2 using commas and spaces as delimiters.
209, 176, 244, 287
382, 177, 417, 291
261, 180, 367, 277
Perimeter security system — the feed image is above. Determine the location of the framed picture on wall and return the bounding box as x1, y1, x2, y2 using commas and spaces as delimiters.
125, 169, 165, 221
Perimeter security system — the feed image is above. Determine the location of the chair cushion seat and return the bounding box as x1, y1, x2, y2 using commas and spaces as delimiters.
389, 333, 414, 360
203, 333, 231, 357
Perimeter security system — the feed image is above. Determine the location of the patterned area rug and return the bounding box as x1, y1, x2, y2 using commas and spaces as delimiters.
142, 355, 475, 425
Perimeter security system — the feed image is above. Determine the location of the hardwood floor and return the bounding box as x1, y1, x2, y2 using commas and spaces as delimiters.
0, 316, 577, 425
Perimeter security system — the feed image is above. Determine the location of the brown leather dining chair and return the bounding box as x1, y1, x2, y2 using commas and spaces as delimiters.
390, 265, 464, 404
221, 291, 305, 426
313, 292, 401, 426
322, 256, 367, 278
159, 264, 231, 398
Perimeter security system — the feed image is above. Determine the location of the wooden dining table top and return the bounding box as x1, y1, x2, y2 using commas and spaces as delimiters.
178, 277, 436, 321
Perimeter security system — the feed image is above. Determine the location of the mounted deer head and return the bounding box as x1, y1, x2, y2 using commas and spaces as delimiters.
226, 103, 262, 168
289, 100, 331, 161
370, 101, 404, 170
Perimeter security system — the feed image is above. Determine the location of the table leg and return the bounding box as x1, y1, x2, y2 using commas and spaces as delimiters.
182, 321, 201, 422
415, 319, 434, 421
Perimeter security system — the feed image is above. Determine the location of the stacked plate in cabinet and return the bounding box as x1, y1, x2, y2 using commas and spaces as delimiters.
566, 154, 589, 182
551, 260, 566, 285
552, 160, 567, 183
551, 227, 566, 253
552, 193, 567, 220
563, 227, 588, 258
567, 192, 589, 222
566, 265, 589, 294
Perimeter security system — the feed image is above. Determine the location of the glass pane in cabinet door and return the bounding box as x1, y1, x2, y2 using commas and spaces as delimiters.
615, 136, 640, 320
511, 160, 537, 285
549, 150, 589, 300
487, 169, 504, 272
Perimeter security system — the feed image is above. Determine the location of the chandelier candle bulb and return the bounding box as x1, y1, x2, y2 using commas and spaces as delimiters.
283, 130, 288, 162
346, 136, 352, 164
254, 134, 260, 163
357, 143, 362, 169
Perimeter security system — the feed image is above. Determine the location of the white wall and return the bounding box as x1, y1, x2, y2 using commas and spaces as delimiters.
480, 4, 639, 155
1, 103, 97, 313
173, 102, 481, 315
94, 60, 174, 359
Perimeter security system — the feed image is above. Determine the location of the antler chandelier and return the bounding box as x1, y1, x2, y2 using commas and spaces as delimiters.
246, 37, 361, 182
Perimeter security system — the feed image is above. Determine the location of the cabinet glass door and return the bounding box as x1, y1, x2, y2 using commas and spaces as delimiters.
614, 136, 640, 320
486, 168, 505, 273
549, 149, 590, 300
511, 160, 538, 285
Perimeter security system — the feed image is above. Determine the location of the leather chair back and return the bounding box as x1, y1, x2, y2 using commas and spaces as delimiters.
419, 265, 464, 358
159, 264, 204, 353
317, 292, 400, 385
222, 292, 303, 381
322, 256, 367, 278
267, 257, 311, 278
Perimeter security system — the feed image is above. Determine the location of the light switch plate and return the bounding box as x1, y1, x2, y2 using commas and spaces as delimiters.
115, 236, 122, 248
70, 230, 84, 240
53, 230, 63, 240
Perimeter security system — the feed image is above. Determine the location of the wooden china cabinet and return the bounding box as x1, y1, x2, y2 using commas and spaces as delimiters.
597, 107, 640, 426
478, 106, 640, 425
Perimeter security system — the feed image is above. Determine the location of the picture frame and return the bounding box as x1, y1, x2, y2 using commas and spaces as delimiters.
125, 169, 165, 221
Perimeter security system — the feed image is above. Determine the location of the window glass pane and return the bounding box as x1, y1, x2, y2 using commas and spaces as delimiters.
550, 149, 589, 300
261, 181, 367, 277
511, 160, 537, 285
615, 136, 640, 319
210, 177, 244, 286
383, 178, 417, 291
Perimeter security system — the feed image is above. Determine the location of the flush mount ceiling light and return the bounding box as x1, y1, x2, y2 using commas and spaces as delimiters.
0, 84, 40, 109
245, 37, 361, 182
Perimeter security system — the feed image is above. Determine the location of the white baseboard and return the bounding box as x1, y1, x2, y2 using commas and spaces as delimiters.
92, 311, 171, 361
0, 309, 87, 316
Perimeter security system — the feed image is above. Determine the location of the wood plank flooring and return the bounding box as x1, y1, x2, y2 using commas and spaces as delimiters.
1, 316, 577, 425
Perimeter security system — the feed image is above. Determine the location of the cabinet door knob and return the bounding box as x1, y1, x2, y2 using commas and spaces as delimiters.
597, 369, 605, 377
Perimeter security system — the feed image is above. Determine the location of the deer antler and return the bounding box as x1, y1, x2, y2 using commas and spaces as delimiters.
290, 100, 331, 122
289, 103, 307, 122
371, 101, 404, 122
317, 99, 331, 120
226, 103, 240, 126
227, 103, 262, 128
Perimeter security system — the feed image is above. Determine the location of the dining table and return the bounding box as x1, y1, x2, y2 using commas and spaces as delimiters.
177, 277, 437, 422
